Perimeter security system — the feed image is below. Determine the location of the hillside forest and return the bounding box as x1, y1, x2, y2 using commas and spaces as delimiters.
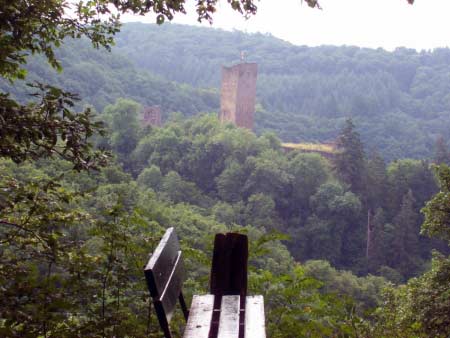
1, 19, 450, 338
4, 23, 450, 161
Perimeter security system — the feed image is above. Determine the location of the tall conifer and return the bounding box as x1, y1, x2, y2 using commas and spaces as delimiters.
333, 118, 366, 197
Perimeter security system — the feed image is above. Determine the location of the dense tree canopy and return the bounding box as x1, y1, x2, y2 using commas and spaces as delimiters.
1, 0, 284, 172
369, 165, 450, 338
99, 111, 443, 280
6, 0, 450, 337
6, 21, 450, 161
5, 109, 443, 337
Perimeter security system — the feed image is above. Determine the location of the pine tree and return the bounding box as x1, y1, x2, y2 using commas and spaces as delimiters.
367, 208, 388, 273
333, 118, 366, 196
392, 190, 421, 278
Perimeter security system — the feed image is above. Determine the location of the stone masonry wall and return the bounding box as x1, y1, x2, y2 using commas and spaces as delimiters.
141, 106, 162, 127
220, 63, 258, 130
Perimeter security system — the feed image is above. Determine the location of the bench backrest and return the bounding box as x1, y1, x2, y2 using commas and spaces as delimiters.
144, 227, 188, 338
210, 232, 248, 298
209, 233, 248, 338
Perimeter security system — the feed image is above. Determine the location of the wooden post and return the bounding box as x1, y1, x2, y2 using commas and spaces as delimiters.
209, 233, 248, 338
210, 232, 248, 298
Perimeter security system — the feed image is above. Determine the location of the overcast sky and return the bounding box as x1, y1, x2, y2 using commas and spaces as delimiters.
122, 0, 450, 51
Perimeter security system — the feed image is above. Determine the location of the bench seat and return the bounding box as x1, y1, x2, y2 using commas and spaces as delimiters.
183, 295, 214, 338
183, 295, 266, 338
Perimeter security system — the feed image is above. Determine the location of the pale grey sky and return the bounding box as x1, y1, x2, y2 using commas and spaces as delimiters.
122, 0, 450, 51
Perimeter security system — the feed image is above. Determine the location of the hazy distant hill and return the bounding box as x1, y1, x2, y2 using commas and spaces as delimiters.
115, 23, 450, 160
0, 36, 219, 117
2, 22, 450, 160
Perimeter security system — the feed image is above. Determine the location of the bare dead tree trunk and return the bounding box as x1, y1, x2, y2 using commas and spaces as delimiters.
366, 208, 375, 261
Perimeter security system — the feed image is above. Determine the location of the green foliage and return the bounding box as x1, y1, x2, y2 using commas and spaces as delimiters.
1, 0, 115, 80
5, 19, 449, 161
0, 39, 220, 117
123, 113, 441, 278
422, 164, 450, 244
0, 160, 155, 336
245, 193, 278, 230
251, 265, 358, 338
2, 1, 434, 337
2, 4, 443, 336
387, 159, 436, 211
0, 158, 224, 337
101, 98, 142, 169
368, 164, 450, 338
0, 0, 262, 80
243, 149, 291, 200
288, 152, 331, 212
294, 182, 363, 267
391, 190, 423, 276
3, 88, 447, 337
303, 260, 387, 313
216, 161, 247, 202
4, 111, 415, 337
0, 84, 108, 171
160, 171, 206, 206
110, 23, 443, 160
370, 252, 450, 338
333, 119, 366, 195
137, 165, 163, 190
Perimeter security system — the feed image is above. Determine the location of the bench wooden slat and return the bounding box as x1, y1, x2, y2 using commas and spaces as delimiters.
158, 251, 186, 322
183, 295, 215, 338
217, 295, 240, 338
145, 227, 181, 298
245, 296, 266, 338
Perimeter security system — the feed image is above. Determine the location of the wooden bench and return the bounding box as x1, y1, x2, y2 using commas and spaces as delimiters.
144, 227, 266, 338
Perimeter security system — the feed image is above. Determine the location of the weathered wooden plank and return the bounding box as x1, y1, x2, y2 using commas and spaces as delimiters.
144, 227, 181, 298
217, 295, 240, 338
183, 295, 214, 338
158, 251, 186, 322
210, 233, 248, 297
210, 233, 229, 297
245, 296, 266, 338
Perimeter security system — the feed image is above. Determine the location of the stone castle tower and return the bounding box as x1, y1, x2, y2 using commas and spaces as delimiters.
219, 63, 258, 130
141, 106, 162, 127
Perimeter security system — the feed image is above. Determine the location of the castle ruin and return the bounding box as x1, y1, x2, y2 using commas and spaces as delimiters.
219, 63, 258, 130
141, 106, 162, 127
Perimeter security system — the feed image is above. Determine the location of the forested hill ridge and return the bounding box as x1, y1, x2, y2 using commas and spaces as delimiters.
115, 23, 450, 160
2, 22, 450, 160
0, 37, 219, 116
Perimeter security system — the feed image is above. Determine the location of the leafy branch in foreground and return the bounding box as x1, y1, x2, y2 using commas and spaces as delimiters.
0, 0, 259, 80
0, 169, 161, 337
0, 83, 108, 171
421, 164, 450, 245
